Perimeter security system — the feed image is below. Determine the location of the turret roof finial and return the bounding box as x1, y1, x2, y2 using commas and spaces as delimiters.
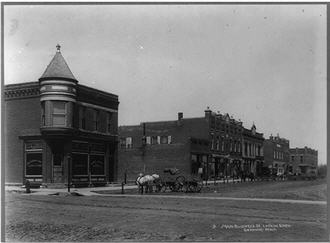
56, 44, 61, 52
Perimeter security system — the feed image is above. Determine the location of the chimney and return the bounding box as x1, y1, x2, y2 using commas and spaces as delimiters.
204, 106, 212, 120
178, 112, 183, 121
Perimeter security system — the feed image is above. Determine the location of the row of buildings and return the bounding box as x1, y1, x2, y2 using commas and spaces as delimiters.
4, 46, 318, 186
118, 111, 318, 182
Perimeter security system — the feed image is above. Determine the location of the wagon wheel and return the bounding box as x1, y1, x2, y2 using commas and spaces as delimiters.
186, 181, 196, 193
168, 181, 177, 192
159, 180, 168, 192
193, 177, 203, 193
154, 178, 164, 192
173, 175, 186, 192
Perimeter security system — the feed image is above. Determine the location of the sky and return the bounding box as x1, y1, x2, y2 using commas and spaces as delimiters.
4, 4, 327, 164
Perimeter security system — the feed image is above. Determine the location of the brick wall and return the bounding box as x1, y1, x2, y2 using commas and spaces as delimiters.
118, 116, 209, 182
118, 143, 190, 183
289, 148, 318, 173
5, 97, 41, 183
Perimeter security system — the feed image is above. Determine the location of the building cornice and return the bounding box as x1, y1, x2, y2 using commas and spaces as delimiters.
5, 84, 40, 100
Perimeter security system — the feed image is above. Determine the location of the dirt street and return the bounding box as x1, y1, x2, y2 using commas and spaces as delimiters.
5, 191, 327, 242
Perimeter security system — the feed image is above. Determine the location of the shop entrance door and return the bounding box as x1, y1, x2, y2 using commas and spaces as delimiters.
53, 153, 64, 183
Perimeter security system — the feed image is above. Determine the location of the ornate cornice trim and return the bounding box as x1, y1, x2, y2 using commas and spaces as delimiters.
5, 86, 40, 100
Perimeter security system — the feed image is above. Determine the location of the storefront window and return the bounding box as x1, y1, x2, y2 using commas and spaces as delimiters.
90, 155, 105, 175
25, 141, 43, 176
26, 153, 42, 176
72, 153, 88, 175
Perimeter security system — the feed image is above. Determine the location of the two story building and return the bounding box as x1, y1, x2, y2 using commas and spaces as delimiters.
4, 45, 119, 187
289, 147, 318, 175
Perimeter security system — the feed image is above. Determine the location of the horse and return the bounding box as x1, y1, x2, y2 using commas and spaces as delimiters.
136, 174, 160, 193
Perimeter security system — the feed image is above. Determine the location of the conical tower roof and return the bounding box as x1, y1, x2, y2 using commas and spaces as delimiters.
39, 44, 77, 81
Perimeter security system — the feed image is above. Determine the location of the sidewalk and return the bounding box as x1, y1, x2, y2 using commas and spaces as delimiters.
5, 177, 273, 196
5, 184, 138, 196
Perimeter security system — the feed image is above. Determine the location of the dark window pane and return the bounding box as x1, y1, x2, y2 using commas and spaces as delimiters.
90, 155, 105, 175
26, 153, 42, 175
72, 153, 88, 175
160, 136, 168, 144
151, 136, 158, 145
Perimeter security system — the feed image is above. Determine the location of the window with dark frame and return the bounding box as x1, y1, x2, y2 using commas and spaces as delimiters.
126, 137, 133, 149
25, 141, 43, 176
41, 101, 45, 126
107, 112, 112, 133
72, 153, 88, 175
90, 154, 105, 175
120, 138, 126, 148
79, 106, 86, 129
93, 109, 100, 131
52, 101, 66, 126
160, 136, 168, 144
151, 136, 158, 145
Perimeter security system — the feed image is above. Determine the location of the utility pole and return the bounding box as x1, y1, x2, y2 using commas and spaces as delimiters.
142, 122, 146, 156
67, 153, 71, 192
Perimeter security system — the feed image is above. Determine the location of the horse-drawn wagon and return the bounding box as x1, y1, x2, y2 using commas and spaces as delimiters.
136, 168, 203, 193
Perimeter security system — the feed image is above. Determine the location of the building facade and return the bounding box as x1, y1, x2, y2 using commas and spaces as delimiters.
263, 134, 290, 176
4, 45, 119, 186
242, 124, 265, 177
118, 108, 265, 182
118, 112, 210, 182
289, 147, 318, 175
206, 109, 244, 180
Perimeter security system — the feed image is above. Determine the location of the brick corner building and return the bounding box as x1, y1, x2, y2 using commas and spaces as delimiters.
4, 45, 119, 187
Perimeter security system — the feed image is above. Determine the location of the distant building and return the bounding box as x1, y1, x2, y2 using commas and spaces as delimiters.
4, 45, 119, 186
118, 108, 265, 182
263, 134, 290, 175
289, 147, 318, 175
242, 124, 265, 177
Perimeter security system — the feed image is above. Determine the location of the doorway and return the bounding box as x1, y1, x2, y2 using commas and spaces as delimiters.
53, 153, 64, 183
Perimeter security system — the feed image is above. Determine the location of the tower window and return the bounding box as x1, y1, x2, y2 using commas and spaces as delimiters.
41, 101, 45, 126
52, 101, 66, 126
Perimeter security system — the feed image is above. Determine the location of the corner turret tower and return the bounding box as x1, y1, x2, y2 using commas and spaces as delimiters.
39, 44, 77, 134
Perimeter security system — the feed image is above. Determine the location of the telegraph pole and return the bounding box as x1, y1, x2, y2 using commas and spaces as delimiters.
67, 153, 71, 192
